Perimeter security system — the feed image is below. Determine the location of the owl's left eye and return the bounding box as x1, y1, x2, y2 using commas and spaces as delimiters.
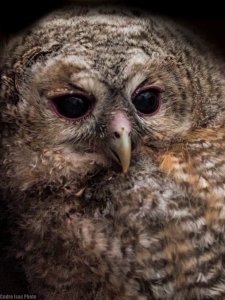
50, 94, 94, 120
132, 88, 161, 116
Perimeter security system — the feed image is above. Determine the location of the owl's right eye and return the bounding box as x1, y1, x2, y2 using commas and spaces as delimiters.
50, 94, 94, 120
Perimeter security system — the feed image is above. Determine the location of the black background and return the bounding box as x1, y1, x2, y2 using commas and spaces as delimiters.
0, 1, 225, 55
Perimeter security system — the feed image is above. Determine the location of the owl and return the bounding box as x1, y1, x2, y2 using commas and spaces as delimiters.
1, 4, 225, 300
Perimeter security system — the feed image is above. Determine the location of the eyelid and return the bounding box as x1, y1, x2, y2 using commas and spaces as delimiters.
45, 90, 95, 105
132, 84, 165, 99
44, 83, 93, 99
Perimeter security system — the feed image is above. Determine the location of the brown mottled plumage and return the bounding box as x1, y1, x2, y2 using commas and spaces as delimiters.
1, 5, 225, 300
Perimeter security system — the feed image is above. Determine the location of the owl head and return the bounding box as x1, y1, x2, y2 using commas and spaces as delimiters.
1, 6, 225, 191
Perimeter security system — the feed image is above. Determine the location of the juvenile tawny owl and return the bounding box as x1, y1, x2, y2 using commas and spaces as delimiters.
1, 5, 225, 300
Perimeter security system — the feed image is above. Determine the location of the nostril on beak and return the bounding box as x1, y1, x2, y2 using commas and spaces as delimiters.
109, 112, 132, 172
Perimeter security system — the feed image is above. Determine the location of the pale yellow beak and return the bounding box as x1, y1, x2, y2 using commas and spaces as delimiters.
110, 128, 131, 173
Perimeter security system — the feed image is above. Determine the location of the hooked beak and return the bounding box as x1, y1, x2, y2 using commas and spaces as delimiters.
110, 128, 131, 173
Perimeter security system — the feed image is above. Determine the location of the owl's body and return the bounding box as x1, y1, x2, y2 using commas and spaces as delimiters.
1, 5, 225, 300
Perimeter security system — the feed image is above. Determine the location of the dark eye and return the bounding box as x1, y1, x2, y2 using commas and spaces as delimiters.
51, 94, 94, 120
132, 88, 161, 115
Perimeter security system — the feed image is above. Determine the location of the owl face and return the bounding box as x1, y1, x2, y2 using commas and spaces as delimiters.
2, 6, 225, 299
1, 6, 225, 188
